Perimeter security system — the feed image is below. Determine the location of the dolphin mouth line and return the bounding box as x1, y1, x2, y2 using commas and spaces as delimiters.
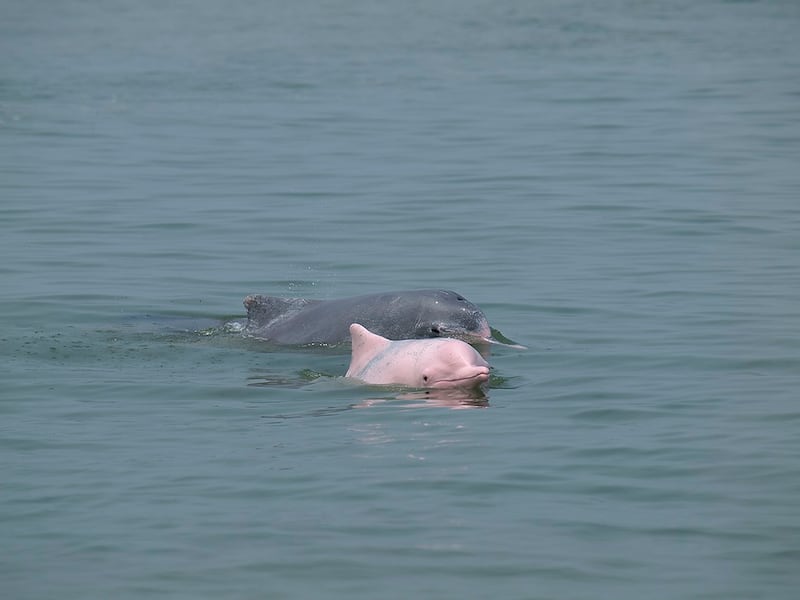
450, 331, 528, 350
479, 337, 527, 350
433, 371, 491, 387
452, 330, 525, 350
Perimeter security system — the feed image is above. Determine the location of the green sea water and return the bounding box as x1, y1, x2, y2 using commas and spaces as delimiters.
2, 1, 799, 598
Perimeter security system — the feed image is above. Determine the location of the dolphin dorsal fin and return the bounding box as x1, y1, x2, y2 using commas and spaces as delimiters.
244, 295, 315, 328
347, 323, 392, 377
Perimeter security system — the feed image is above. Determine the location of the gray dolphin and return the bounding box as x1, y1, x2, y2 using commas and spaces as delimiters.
242, 289, 518, 347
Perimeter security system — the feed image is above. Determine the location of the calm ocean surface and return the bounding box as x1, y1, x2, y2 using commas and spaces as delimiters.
2, 1, 799, 598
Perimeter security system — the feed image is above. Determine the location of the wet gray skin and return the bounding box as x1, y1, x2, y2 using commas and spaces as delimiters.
243, 289, 495, 347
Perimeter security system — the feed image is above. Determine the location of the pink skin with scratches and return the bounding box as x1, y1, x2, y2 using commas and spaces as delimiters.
346, 323, 490, 389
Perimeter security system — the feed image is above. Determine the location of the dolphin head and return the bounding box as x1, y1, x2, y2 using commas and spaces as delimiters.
422, 291, 528, 350
347, 323, 491, 391
411, 290, 493, 342
419, 338, 491, 390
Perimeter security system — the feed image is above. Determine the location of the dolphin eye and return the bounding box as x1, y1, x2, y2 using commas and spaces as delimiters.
430, 326, 441, 335
423, 375, 429, 382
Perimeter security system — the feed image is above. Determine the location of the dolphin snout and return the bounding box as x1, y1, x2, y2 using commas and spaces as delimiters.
474, 366, 490, 383
431, 365, 490, 389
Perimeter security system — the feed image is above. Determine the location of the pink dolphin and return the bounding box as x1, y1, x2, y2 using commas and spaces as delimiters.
345, 323, 491, 389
